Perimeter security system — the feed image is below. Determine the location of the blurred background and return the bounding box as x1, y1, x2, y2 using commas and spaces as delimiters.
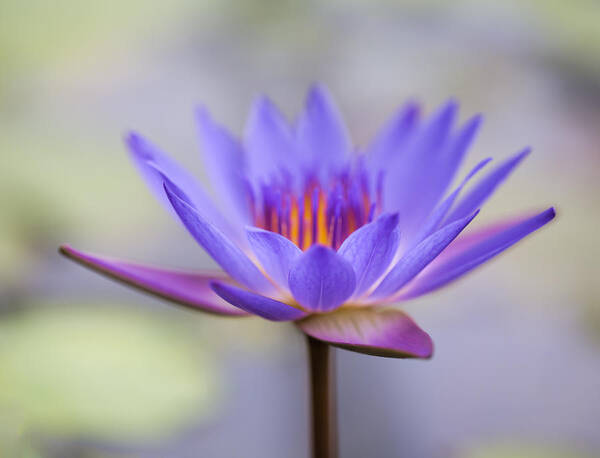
1, 0, 598, 457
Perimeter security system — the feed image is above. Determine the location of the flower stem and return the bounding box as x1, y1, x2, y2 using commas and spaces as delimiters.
307, 336, 337, 458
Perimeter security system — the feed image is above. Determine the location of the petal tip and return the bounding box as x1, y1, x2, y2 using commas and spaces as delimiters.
542, 206, 557, 222
124, 131, 141, 149
252, 94, 273, 111
445, 97, 459, 109
58, 244, 74, 258
517, 146, 532, 159
124, 131, 135, 144
379, 212, 400, 227
404, 99, 421, 113
417, 332, 435, 359
125, 131, 154, 162
305, 244, 336, 258
195, 105, 211, 123
393, 101, 421, 127
209, 280, 224, 295
306, 83, 334, 108
307, 81, 327, 94
438, 98, 459, 118
468, 113, 484, 129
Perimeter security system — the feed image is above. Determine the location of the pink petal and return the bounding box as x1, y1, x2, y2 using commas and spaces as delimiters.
59, 245, 247, 316
297, 307, 433, 359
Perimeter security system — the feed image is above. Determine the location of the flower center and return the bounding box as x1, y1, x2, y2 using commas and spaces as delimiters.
251, 167, 381, 250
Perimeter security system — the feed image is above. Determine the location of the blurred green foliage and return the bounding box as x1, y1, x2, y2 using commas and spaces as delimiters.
0, 128, 161, 286
0, 0, 195, 86
0, 303, 219, 442
530, 0, 600, 76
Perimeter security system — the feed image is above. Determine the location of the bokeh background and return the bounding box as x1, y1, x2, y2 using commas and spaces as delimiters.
1, 0, 599, 457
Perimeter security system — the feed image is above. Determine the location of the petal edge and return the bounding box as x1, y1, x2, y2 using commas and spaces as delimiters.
298, 308, 433, 359
402, 207, 556, 298
59, 245, 247, 316
289, 245, 356, 312
164, 182, 275, 294
211, 281, 307, 321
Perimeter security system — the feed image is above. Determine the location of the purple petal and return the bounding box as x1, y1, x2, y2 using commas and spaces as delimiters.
366, 101, 420, 172
126, 132, 239, 241
423, 114, 483, 214
436, 214, 529, 258
59, 245, 247, 316
164, 182, 274, 294
196, 107, 252, 224
410, 156, 491, 246
296, 84, 351, 173
402, 207, 556, 299
444, 147, 530, 223
338, 213, 400, 297
246, 227, 302, 289
382, 100, 459, 233
244, 96, 299, 180
288, 245, 356, 312
297, 307, 433, 359
412, 99, 458, 156
211, 281, 307, 321
371, 210, 479, 299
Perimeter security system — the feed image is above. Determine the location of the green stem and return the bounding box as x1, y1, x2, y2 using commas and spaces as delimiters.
307, 336, 337, 458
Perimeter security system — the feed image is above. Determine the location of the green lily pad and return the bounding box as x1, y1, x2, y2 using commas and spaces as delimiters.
0, 303, 220, 442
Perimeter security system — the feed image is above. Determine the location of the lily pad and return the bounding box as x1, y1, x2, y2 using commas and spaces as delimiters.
0, 303, 220, 442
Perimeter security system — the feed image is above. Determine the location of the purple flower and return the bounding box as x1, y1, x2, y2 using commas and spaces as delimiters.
60, 85, 555, 359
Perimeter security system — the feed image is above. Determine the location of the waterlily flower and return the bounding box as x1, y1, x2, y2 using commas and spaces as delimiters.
60, 85, 555, 359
